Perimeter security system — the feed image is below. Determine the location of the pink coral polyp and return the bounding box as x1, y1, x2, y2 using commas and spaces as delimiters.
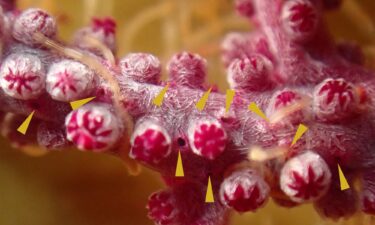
65, 104, 122, 151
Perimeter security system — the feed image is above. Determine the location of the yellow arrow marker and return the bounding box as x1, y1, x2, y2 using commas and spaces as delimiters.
70, 97, 96, 110
17, 111, 35, 135
291, 124, 308, 146
205, 176, 215, 203
338, 164, 350, 191
196, 87, 212, 111
248, 102, 269, 122
225, 89, 235, 113
153, 83, 169, 107
175, 151, 184, 177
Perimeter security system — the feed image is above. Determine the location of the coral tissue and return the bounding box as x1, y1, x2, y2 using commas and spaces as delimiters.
1, 0, 375, 224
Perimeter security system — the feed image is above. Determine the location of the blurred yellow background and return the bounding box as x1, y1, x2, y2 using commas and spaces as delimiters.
1, 0, 375, 224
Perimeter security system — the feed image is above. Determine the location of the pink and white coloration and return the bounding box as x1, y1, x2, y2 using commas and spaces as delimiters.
280, 151, 332, 203
4, 0, 375, 224
313, 78, 360, 122
92, 17, 116, 37
220, 169, 269, 212
73, 17, 116, 52
147, 190, 179, 225
221, 32, 253, 68
281, 0, 319, 41
271, 90, 301, 110
12, 8, 57, 45
227, 55, 272, 91
120, 53, 161, 84
167, 52, 207, 88
187, 118, 227, 160
0, 53, 45, 100
65, 104, 122, 152
267, 89, 305, 125
130, 119, 172, 164
46, 60, 95, 102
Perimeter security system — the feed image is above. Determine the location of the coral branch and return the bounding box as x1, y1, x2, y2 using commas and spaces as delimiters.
2, 1, 375, 224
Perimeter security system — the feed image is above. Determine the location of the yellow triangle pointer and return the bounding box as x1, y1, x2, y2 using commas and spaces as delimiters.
205, 176, 215, 203
153, 83, 169, 107
291, 124, 308, 146
248, 102, 269, 122
17, 111, 35, 135
225, 89, 235, 113
70, 97, 96, 110
175, 151, 184, 177
338, 164, 350, 191
196, 87, 212, 111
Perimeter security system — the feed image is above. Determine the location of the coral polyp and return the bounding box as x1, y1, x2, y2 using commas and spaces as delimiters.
2, 0, 375, 224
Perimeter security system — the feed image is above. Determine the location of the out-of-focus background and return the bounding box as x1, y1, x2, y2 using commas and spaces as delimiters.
1, 0, 375, 224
